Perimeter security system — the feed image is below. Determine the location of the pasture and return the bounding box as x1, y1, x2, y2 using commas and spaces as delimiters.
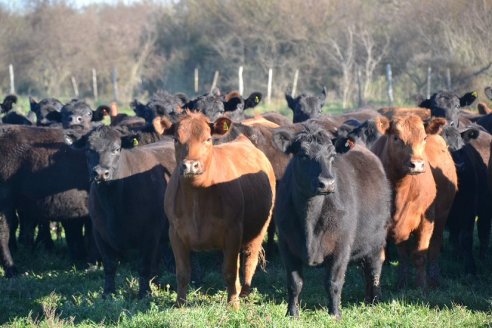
1, 233, 491, 327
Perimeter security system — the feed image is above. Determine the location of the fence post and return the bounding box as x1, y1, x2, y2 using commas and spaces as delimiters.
267, 68, 273, 104
291, 69, 299, 98
112, 67, 119, 102
71, 76, 79, 98
194, 67, 199, 94
357, 67, 363, 107
210, 71, 220, 93
92, 68, 98, 101
446, 68, 452, 91
426, 66, 432, 99
238, 66, 244, 96
386, 64, 394, 106
9, 64, 15, 94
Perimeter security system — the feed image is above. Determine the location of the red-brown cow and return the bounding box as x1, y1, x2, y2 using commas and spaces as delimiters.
154, 111, 276, 309
372, 114, 437, 288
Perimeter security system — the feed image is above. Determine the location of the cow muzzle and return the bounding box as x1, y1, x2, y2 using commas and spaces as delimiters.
92, 166, 111, 183
180, 160, 204, 177
408, 159, 425, 174
316, 177, 336, 194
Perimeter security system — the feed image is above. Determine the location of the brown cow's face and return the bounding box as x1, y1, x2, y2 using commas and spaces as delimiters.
154, 112, 231, 182
386, 115, 427, 175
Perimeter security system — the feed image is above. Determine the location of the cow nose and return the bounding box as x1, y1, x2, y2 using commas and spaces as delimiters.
408, 160, 425, 174
75, 116, 82, 123
317, 177, 336, 193
181, 160, 203, 176
92, 167, 110, 182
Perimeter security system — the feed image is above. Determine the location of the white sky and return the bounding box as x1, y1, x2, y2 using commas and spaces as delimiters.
0, 0, 148, 11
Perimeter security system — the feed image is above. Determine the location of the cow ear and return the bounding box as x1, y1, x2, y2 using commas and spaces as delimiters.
477, 102, 492, 115
484, 86, 492, 101
210, 88, 221, 97
224, 96, 243, 112
319, 86, 327, 107
1, 95, 17, 113
175, 93, 189, 106
460, 91, 477, 107
244, 92, 263, 109
285, 94, 295, 110
375, 116, 390, 134
130, 99, 143, 112
419, 98, 432, 109
425, 117, 447, 135
460, 127, 480, 142
211, 117, 232, 135
93, 105, 110, 122
152, 116, 174, 135
45, 111, 62, 123
334, 136, 355, 154
272, 129, 295, 153
64, 131, 88, 149
121, 135, 140, 149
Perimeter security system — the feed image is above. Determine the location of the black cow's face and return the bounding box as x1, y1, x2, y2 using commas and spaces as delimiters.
187, 94, 225, 121
286, 87, 327, 123
30, 97, 63, 126
61, 100, 93, 130
419, 91, 477, 126
348, 119, 382, 148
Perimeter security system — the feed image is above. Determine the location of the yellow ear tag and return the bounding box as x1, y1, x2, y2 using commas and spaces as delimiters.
255, 96, 260, 103
223, 121, 229, 131
472, 91, 478, 97
132, 138, 139, 146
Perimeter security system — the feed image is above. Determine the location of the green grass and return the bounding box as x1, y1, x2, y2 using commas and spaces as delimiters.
1, 232, 492, 327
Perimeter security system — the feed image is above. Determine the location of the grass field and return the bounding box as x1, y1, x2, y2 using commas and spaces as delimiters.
1, 231, 492, 327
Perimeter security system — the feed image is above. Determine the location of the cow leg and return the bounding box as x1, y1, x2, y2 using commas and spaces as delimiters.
240, 237, 264, 298
62, 220, 86, 263
93, 229, 118, 296
138, 236, 160, 298
395, 240, 411, 289
8, 211, 18, 252
428, 213, 448, 288
413, 215, 434, 289
266, 218, 276, 258
0, 210, 18, 277
279, 239, 303, 318
222, 236, 241, 310
169, 227, 191, 306
362, 248, 384, 304
18, 214, 36, 248
325, 247, 350, 319
35, 222, 54, 251
477, 214, 491, 259
84, 219, 100, 265
460, 213, 476, 275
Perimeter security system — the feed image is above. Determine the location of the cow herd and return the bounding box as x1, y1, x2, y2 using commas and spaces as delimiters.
0, 87, 492, 319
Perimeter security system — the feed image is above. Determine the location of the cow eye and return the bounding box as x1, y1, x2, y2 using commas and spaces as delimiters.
205, 137, 212, 143
86, 112, 92, 116
112, 147, 120, 154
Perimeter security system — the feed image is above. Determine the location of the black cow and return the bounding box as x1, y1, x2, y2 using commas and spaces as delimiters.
59, 99, 108, 130
65, 126, 175, 296
222, 91, 263, 121
0, 95, 33, 125
419, 90, 477, 125
0, 125, 95, 277
285, 87, 327, 123
131, 91, 189, 124
29, 97, 64, 126
272, 123, 390, 319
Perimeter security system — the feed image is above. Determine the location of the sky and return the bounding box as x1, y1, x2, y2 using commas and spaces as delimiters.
0, 0, 146, 11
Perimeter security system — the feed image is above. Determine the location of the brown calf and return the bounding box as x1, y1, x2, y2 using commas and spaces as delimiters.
154, 112, 276, 309
372, 114, 437, 288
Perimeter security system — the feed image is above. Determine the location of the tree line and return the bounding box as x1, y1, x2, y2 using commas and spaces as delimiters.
0, 0, 491, 108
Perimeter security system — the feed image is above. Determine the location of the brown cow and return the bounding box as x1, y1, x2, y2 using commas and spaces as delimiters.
378, 107, 431, 121
423, 118, 458, 287
372, 114, 437, 288
154, 112, 276, 309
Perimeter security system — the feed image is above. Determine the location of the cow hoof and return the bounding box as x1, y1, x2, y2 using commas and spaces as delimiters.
286, 308, 299, 318
239, 286, 251, 298
5, 267, 19, 278
227, 299, 240, 311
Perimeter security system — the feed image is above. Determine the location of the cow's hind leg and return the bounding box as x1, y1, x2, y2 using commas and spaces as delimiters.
169, 227, 191, 307
279, 238, 303, 318
362, 247, 384, 304
240, 236, 264, 298
0, 209, 17, 277
222, 232, 241, 310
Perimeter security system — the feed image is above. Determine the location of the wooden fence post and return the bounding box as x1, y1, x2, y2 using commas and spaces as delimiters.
446, 68, 452, 91
426, 66, 432, 99
386, 64, 394, 106
92, 68, 98, 101
210, 71, 219, 93
291, 69, 299, 98
238, 66, 244, 96
357, 67, 363, 107
267, 68, 273, 104
71, 76, 79, 98
112, 67, 119, 102
194, 67, 199, 94
9, 64, 15, 94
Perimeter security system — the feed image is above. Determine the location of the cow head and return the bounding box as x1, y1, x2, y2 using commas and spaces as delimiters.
419, 90, 477, 125
0, 94, 17, 113
153, 111, 231, 185
64, 126, 139, 183
439, 124, 480, 153
30, 97, 63, 126
186, 89, 225, 121
223, 91, 263, 119
285, 87, 327, 123
381, 114, 429, 175
485, 86, 492, 101
132, 91, 188, 123
273, 123, 347, 195
60, 99, 108, 130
